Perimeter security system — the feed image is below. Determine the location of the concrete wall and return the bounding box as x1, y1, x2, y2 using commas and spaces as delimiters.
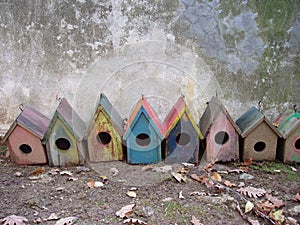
0, 0, 299, 134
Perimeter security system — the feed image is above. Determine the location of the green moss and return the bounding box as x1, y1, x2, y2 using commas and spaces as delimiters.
251, 161, 300, 181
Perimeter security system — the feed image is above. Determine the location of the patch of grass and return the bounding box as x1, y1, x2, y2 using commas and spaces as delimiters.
0, 145, 7, 154
163, 201, 204, 224
251, 161, 300, 181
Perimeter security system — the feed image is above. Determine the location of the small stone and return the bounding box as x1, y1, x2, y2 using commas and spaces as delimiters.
239, 173, 254, 180
288, 205, 300, 216
145, 206, 154, 217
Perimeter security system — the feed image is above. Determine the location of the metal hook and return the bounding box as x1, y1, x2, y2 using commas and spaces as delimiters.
19, 104, 24, 112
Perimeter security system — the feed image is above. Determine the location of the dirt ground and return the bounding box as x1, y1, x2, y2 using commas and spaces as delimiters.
0, 145, 299, 225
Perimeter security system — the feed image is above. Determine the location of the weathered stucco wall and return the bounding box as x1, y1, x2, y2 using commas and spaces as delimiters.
0, 0, 299, 134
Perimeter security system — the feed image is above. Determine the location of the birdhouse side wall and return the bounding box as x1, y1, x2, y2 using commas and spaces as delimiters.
205, 112, 239, 162
6, 125, 47, 165
86, 112, 123, 162
46, 119, 80, 166
126, 113, 162, 164
165, 114, 199, 163
242, 122, 277, 161
283, 126, 300, 163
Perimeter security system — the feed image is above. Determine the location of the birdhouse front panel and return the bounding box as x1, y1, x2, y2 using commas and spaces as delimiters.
205, 112, 239, 162
165, 113, 200, 164
242, 122, 278, 161
126, 112, 162, 164
46, 118, 80, 166
283, 126, 300, 163
6, 125, 47, 165
86, 111, 123, 162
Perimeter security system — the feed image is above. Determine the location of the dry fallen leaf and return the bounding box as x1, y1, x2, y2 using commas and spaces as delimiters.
179, 191, 185, 199
127, 191, 137, 198
48, 168, 60, 175
191, 215, 204, 225
241, 157, 253, 166
60, 170, 73, 176
269, 209, 285, 224
87, 179, 95, 188
110, 167, 119, 176
55, 216, 78, 225
47, 213, 59, 221
295, 193, 300, 202
237, 187, 266, 198
223, 180, 236, 187
141, 164, 155, 172
123, 218, 147, 224
190, 191, 207, 196
286, 216, 298, 225
15, 172, 22, 177
256, 200, 275, 213
191, 173, 208, 184
266, 194, 284, 208
116, 204, 135, 218
30, 167, 45, 175
94, 181, 104, 187
247, 218, 260, 225
210, 172, 222, 182
1, 215, 28, 225
171, 172, 187, 183
245, 201, 254, 213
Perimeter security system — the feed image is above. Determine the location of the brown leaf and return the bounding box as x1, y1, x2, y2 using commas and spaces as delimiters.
295, 193, 300, 202
176, 166, 190, 174
141, 164, 155, 172
30, 167, 45, 175
210, 172, 222, 182
1, 215, 28, 225
55, 217, 77, 225
247, 218, 260, 225
237, 187, 266, 198
116, 204, 135, 218
171, 172, 187, 183
256, 200, 275, 213
87, 179, 95, 188
204, 162, 215, 172
191, 173, 208, 184
266, 195, 284, 208
223, 180, 236, 187
191, 215, 204, 225
241, 157, 253, 166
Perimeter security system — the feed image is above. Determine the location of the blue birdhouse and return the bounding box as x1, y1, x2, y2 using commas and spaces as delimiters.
123, 96, 164, 164
164, 96, 203, 164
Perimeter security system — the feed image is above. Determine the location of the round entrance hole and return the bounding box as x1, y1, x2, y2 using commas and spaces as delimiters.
55, 138, 71, 150
295, 138, 300, 150
19, 144, 32, 154
176, 133, 190, 146
214, 131, 229, 145
97, 132, 112, 145
254, 141, 266, 152
136, 133, 151, 146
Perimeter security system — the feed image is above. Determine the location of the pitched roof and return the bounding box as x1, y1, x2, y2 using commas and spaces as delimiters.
43, 98, 86, 142
2, 106, 50, 142
274, 110, 300, 139
236, 106, 281, 138
123, 97, 164, 139
164, 96, 203, 139
98, 93, 124, 135
199, 96, 240, 137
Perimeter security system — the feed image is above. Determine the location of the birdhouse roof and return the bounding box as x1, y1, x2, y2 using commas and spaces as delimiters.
164, 96, 203, 139
236, 106, 281, 138
123, 97, 164, 139
43, 98, 86, 142
199, 96, 241, 137
274, 109, 300, 139
88, 93, 124, 135
2, 106, 50, 143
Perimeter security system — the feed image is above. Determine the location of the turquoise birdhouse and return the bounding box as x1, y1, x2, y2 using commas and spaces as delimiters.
123, 96, 164, 164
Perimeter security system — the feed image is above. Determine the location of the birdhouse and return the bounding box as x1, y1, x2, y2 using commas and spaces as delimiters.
274, 109, 300, 163
2, 106, 50, 165
236, 106, 281, 161
43, 98, 86, 166
123, 96, 164, 164
199, 97, 241, 163
164, 96, 203, 164
84, 93, 124, 162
